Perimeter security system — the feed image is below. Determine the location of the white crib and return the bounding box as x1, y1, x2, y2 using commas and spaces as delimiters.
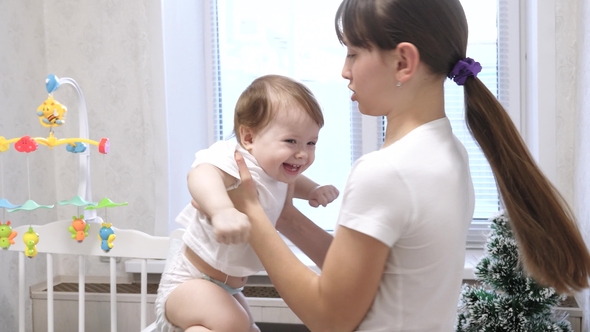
6, 219, 182, 332
0, 73, 183, 331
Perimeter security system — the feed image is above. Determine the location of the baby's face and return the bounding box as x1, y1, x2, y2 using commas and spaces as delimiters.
245, 105, 320, 183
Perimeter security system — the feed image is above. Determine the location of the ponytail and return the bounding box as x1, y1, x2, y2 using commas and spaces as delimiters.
463, 77, 590, 294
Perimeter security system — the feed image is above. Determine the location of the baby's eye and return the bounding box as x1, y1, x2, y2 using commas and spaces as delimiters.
284, 139, 296, 144
307, 141, 317, 146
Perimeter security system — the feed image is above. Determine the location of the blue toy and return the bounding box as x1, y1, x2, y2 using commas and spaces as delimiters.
98, 222, 116, 252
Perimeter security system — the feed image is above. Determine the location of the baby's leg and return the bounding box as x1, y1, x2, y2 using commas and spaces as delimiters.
233, 292, 261, 332
166, 278, 251, 332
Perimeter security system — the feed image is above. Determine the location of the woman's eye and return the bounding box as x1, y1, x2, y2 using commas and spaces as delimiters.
346, 47, 357, 58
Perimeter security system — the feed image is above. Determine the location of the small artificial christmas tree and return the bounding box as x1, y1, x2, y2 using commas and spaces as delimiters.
456, 211, 572, 332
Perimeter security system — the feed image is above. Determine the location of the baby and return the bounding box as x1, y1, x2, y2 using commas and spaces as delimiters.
155, 74, 339, 332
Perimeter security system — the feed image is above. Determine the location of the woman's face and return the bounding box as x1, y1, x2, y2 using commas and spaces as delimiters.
341, 42, 399, 117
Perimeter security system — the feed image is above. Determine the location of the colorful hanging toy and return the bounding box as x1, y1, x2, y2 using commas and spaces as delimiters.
37, 95, 67, 127
0, 74, 109, 154
98, 222, 115, 252
68, 215, 90, 242
23, 226, 39, 258
0, 221, 17, 249
0, 74, 122, 255
87, 198, 127, 252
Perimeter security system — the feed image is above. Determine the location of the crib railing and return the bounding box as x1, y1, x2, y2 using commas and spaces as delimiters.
7, 219, 182, 332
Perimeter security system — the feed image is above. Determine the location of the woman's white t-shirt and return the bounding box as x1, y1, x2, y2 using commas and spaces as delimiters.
337, 118, 475, 331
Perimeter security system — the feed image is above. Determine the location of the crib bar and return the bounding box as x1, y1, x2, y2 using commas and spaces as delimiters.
9, 220, 177, 332
19, 252, 25, 332
79, 255, 85, 332
141, 259, 147, 330
110, 257, 117, 332
47, 253, 54, 332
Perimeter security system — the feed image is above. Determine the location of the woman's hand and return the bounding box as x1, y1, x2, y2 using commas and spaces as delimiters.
227, 151, 262, 216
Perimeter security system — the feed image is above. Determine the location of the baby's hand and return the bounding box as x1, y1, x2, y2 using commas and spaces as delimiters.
308, 185, 340, 208
210, 207, 251, 244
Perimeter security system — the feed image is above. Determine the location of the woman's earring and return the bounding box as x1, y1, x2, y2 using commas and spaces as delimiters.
396, 81, 402, 87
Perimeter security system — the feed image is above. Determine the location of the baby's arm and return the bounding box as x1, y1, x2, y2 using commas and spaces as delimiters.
294, 175, 340, 208
188, 163, 250, 244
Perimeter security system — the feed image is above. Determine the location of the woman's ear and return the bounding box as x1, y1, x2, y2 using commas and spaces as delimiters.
239, 126, 255, 150
394, 42, 420, 84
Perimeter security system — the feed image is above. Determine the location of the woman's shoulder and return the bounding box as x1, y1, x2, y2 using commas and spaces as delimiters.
347, 152, 407, 192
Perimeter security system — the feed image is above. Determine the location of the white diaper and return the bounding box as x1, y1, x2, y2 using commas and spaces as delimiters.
154, 240, 203, 332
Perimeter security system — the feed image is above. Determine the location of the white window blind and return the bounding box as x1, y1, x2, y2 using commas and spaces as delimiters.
206, 0, 520, 247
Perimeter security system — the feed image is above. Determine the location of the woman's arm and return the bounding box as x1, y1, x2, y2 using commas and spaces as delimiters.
275, 187, 333, 269
228, 152, 389, 331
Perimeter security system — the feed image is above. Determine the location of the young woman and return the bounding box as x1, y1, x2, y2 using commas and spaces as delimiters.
226, 0, 590, 331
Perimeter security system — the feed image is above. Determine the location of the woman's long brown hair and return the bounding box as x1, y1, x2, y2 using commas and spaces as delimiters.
336, 0, 590, 294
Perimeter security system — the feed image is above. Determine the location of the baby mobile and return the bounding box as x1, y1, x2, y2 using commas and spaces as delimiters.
0, 74, 127, 257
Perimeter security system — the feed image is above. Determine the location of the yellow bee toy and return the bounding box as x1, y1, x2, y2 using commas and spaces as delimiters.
36, 95, 67, 127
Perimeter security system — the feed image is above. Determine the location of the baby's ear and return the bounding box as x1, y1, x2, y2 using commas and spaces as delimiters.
239, 126, 255, 149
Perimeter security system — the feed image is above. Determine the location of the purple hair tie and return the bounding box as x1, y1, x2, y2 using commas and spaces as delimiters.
448, 57, 482, 86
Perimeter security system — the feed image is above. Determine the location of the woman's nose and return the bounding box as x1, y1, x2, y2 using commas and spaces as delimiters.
341, 65, 350, 80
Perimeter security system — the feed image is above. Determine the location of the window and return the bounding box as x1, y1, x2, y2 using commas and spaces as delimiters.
215, 0, 353, 231
204, 0, 521, 247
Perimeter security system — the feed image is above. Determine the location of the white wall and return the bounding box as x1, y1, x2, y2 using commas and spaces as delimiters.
0, 3, 51, 331
527, 0, 590, 329
160, 0, 212, 235
549, 0, 590, 330
0, 1, 215, 329
0, 1, 171, 330
571, 0, 590, 330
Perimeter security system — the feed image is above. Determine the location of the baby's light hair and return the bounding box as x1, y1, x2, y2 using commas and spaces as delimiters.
233, 75, 323, 145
